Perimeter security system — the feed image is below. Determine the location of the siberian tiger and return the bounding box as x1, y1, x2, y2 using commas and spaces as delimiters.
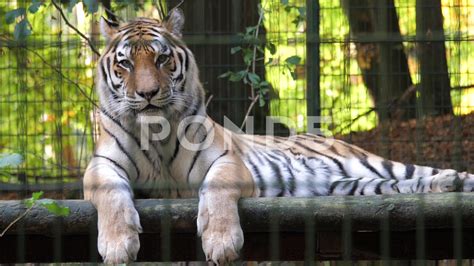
83, 8, 474, 264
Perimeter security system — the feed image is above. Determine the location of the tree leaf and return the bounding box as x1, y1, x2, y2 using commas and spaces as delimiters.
83, 0, 98, 14
32, 191, 44, 201
68, 0, 80, 12
265, 58, 274, 66
0, 153, 24, 168
40, 200, 70, 217
290, 71, 297, 80
245, 26, 257, 35
248, 73, 261, 85
259, 95, 266, 107
24, 191, 44, 208
243, 49, 253, 66
5, 8, 26, 24
230, 46, 242, 54
259, 81, 270, 88
229, 70, 247, 82
28, 0, 43, 14
298, 7, 306, 17
14, 19, 32, 40
267, 42, 276, 55
218, 71, 233, 79
285, 55, 301, 65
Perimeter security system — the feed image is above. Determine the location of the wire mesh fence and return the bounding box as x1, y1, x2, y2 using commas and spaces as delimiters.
0, 0, 473, 263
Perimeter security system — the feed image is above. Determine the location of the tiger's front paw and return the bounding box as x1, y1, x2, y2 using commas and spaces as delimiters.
97, 208, 142, 263
200, 219, 243, 265
197, 202, 243, 265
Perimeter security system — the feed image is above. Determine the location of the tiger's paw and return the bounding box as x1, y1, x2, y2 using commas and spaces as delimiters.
197, 205, 243, 265
432, 169, 462, 192
200, 221, 243, 265
97, 208, 142, 263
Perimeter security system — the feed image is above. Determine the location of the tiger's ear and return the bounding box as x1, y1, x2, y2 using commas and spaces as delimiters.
163, 8, 184, 38
100, 16, 119, 43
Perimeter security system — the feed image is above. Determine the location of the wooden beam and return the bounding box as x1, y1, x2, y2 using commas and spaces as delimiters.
1, 193, 474, 262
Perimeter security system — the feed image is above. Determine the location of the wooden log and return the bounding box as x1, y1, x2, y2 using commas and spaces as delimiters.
0, 193, 473, 262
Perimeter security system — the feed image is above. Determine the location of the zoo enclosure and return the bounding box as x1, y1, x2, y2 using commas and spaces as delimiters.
0, 0, 474, 263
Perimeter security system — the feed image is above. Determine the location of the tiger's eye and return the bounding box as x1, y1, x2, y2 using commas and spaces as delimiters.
156, 54, 169, 65
118, 59, 133, 70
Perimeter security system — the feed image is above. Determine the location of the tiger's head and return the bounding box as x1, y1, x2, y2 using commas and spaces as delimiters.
97, 9, 204, 120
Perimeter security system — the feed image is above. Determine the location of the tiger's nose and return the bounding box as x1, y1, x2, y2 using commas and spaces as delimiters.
137, 88, 159, 101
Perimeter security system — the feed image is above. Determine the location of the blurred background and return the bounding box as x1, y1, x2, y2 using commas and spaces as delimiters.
0, 0, 473, 198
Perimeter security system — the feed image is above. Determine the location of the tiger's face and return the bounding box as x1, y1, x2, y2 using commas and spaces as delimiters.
98, 10, 202, 118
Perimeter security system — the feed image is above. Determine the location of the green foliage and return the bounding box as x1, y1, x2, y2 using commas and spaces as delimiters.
83, 0, 98, 14
67, 0, 81, 12
219, 3, 301, 108
23, 191, 43, 208
5, 0, 45, 40
40, 199, 71, 216
5, 8, 25, 24
28, 0, 43, 13
13, 19, 31, 40
23, 191, 70, 217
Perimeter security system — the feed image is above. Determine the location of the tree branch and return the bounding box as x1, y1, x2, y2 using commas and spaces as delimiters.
51, 0, 101, 56
240, 7, 265, 130
240, 95, 260, 130
24, 46, 98, 108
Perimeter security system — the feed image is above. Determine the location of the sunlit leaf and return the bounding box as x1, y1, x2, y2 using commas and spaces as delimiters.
40, 200, 70, 217
23, 191, 44, 208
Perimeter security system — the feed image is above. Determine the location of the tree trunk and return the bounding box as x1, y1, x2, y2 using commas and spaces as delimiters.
180, 0, 272, 134
416, 0, 453, 117
342, 0, 415, 122
1, 194, 474, 262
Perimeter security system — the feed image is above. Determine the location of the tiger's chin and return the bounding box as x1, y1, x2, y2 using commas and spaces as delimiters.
139, 104, 162, 114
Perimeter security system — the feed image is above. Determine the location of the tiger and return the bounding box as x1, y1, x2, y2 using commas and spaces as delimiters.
83, 8, 474, 264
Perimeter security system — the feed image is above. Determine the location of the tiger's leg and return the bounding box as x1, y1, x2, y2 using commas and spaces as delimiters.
83, 161, 142, 263
197, 158, 256, 265
330, 169, 464, 195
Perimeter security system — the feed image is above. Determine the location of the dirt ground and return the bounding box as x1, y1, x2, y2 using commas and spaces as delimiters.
337, 112, 474, 173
